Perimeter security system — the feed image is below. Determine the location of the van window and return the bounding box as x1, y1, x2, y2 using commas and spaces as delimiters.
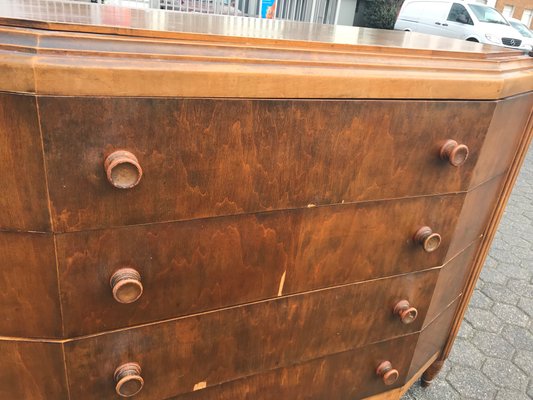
401, 1, 450, 21
468, 4, 509, 25
447, 3, 474, 25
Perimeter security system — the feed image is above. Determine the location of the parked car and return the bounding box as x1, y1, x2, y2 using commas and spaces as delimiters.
394, 0, 531, 53
507, 17, 533, 51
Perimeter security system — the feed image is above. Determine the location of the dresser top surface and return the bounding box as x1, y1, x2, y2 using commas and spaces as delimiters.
0, 0, 523, 58
0, 0, 531, 99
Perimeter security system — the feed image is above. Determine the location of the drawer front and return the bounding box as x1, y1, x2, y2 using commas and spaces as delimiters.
64, 270, 438, 399
39, 97, 493, 232
170, 334, 419, 400
0, 93, 50, 232
57, 194, 461, 336
0, 232, 62, 338
408, 296, 461, 380
0, 340, 68, 400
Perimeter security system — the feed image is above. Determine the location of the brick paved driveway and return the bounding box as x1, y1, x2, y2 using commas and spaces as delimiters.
404, 146, 533, 400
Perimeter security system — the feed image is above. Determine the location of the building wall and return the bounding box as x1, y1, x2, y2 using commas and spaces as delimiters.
495, 0, 533, 27
337, 0, 358, 25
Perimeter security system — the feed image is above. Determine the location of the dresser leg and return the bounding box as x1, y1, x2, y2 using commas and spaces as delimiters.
421, 360, 445, 387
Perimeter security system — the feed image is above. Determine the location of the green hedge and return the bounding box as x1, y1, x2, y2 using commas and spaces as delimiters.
364, 0, 405, 30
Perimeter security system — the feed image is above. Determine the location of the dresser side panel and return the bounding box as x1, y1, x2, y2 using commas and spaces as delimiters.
0, 93, 51, 232
470, 92, 533, 188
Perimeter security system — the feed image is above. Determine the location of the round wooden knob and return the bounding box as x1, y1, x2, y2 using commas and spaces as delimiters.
376, 361, 399, 385
104, 150, 142, 189
110, 268, 143, 304
440, 140, 469, 167
114, 362, 144, 397
413, 226, 441, 253
394, 300, 418, 324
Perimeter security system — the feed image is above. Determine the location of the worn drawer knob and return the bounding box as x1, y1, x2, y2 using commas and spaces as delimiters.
114, 362, 144, 397
376, 361, 399, 385
414, 226, 441, 253
110, 268, 143, 304
440, 140, 469, 167
104, 150, 142, 189
394, 300, 418, 324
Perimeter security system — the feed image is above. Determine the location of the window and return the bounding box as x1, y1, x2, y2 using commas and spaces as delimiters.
401, 1, 450, 20
469, 4, 509, 25
502, 5, 514, 18
509, 20, 533, 37
522, 10, 532, 27
448, 3, 474, 24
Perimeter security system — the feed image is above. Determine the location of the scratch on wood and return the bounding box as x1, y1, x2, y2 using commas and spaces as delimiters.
193, 381, 207, 391
307, 203, 316, 208
278, 270, 286, 297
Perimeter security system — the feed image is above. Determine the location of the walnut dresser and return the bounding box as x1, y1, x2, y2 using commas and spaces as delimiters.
0, 1, 532, 399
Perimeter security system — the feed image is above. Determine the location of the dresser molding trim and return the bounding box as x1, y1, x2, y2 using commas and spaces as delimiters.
0, 3, 532, 100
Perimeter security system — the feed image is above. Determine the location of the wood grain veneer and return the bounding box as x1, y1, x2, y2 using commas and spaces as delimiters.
0, 2, 532, 399
39, 97, 490, 232
0, 1, 531, 99
407, 297, 461, 380
56, 194, 460, 336
166, 334, 419, 400
63, 270, 437, 399
0, 340, 68, 400
0, 93, 50, 232
424, 239, 481, 327
0, 232, 62, 338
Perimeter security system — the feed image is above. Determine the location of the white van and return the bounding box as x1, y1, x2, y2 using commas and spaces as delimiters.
394, 0, 531, 53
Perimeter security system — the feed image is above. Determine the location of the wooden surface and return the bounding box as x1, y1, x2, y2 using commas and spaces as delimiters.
470, 93, 533, 188
56, 194, 460, 336
0, 0, 514, 54
424, 239, 481, 327
439, 83, 533, 364
0, 1, 532, 99
166, 334, 419, 400
0, 340, 68, 400
407, 297, 460, 380
39, 97, 490, 232
63, 270, 437, 399
0, 93, 50, 232
0, 4, 531, 398
0, 232, 62, 338
445, 173, 506, 261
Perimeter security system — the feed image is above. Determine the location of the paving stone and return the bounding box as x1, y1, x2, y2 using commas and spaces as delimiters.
482, 282, 520, 305
469, 289, 493, 310
489, 248, 522, 265
494, 389, 531, 400
501, 325, 533, 351
464, 307, 503, 333
495, 262, 531, 280
512, 349, 533, 375
456, 320, 474, 340
447, 365, 497, 400
471, 331, 515, 360
408, 379, 461, 400
528, 381, 533, 399
506, 278, 533, 298
479, 268, 509, 285
448, 338, 486, 369
517, 297, 533, 318
492, 304, 530, 327
482, 358, 529, 391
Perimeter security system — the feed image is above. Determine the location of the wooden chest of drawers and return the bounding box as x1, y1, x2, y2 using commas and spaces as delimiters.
0, 1, 532, 399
